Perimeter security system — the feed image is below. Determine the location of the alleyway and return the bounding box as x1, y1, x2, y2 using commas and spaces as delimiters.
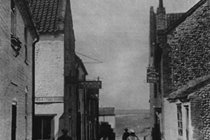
0, 0, 210, 140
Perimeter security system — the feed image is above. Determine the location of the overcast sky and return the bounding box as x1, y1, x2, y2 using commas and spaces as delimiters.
71, 0, 199, 110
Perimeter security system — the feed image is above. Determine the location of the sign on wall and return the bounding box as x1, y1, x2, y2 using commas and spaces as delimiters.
79, 81, 102, 89
35, 96, 64, 104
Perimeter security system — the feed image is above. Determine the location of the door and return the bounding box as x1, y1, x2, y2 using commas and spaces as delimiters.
11, 102, 17, 140
33, 116, 54, 140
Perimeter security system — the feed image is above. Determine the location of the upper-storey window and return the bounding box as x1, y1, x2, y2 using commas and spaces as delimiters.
11, 0, 16, 35
11, 0, 22, 57
24, 27, 28, 64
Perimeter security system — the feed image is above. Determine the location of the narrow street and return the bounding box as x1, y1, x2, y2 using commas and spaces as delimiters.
0, 0, 210, 140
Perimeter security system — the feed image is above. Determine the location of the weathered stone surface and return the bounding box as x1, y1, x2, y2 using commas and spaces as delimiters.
165, 2, 210, 140
168, 3, 210, 89
191, 84, 210, 140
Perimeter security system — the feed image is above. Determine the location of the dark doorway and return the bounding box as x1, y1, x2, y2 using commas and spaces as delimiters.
33, 115, 54, 140
77, 112, 81, 140
185, 105, 189, 140
11, 102, 17, 140
152, 108, 161, 140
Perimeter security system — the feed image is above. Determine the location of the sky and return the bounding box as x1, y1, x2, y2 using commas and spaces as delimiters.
71, 0, 199, 110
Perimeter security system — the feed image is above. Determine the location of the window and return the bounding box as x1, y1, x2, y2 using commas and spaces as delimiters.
185, 105, 189, 140
33, 116, 54, 140
25, 88, 28, 139
11, 0, 16, 35
11, 0, 22, 57
77, 112, 81, 140
177, 104, 183, 136
154, 83, 157, 98
24, 27, 28, 64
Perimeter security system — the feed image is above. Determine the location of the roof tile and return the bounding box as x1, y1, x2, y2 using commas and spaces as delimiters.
29, 0, 62, 33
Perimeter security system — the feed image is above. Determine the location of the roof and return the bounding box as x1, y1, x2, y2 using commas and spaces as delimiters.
99, 107, 115, 116
166, 13, 184, 28
76, 55, 88, 75
166, 0, 207, 34
168, 75, 210, 101
29, 0, 62, 33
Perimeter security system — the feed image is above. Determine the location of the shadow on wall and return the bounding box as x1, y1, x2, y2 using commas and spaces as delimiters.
58, 113, 65, 138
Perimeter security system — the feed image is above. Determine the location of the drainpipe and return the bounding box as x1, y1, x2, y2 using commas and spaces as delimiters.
32, 36, 39, 140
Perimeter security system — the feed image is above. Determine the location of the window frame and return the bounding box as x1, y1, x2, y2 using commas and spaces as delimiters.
177, 104, 183, 136
24, 27, 29, 65
11, 0, 17, 36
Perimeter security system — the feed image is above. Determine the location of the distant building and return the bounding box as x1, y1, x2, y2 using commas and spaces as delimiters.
78, 80, 102, 140
86, 86, 101, 140
0, 0, 38, 140
99, 107, 115, 140
99, 107, 116, 131
75, 55, 88, 140
148, 0, 210, 140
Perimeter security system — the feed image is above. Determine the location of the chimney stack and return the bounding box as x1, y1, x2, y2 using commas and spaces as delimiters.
156, 0, 166, 33
159, 0, 163, 8
157, 0, 165, 14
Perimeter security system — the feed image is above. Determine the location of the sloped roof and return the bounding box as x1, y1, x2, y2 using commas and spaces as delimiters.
168, 75, 210, 101
76, 55, 88, 75
166, 13, 184, 28
167, 0, 209, 89
166, 0, 207, 34
29, 0, 62, 33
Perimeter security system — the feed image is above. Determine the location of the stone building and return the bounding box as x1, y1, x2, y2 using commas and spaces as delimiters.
148, 0, 210, 140
0, 0, 38, 140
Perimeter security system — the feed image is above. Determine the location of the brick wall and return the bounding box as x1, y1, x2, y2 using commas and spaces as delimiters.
0, 1, 34, 140
35, 39, 64, 97
35, 37, 65, 139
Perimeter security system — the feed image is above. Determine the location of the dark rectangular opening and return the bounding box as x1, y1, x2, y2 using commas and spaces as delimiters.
177, 104, 183, 136
11, 103, 17, 140
185, 105, 189, 140
33, 116, 54, 140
